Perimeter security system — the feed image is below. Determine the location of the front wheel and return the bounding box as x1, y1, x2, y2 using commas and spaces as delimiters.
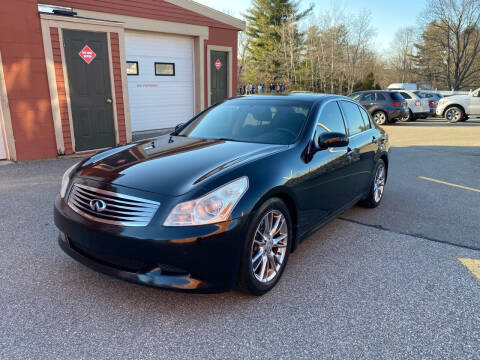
445, 106, 464, 123
359, 159, 386, 208
372, 111, 387, 125
238, 198, 292, 296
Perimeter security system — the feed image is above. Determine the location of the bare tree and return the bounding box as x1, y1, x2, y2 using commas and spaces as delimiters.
390, 27, 416, 83
419, 0, 480, 90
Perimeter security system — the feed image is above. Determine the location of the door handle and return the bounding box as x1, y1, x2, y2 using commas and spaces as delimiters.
346, 147, 354, 158
106, 98, 113, 104
372, 136, 378, 144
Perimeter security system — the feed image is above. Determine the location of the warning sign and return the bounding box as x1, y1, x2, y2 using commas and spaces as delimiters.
214, 59, 222, 70
78, 45, 96, 64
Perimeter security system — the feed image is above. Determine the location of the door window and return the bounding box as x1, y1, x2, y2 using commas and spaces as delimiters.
340, 101, 368, 136
359, 107, 372, 129
399, 92, 411, 99
316, 101, 347, 138
376, 93, 386, 101
360, 92, 375, 101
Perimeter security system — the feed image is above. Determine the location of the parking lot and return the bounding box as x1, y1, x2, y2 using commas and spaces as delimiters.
1, 118, 479, 359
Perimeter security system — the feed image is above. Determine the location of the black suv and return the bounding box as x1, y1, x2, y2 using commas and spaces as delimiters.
348, 91, 408, 125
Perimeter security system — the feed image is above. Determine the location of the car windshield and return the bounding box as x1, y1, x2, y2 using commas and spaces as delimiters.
177, 100, 313, 145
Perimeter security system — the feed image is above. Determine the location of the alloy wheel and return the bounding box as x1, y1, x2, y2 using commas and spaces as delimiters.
373, 112, 387, 125
446, 108, 461, 122
373, 163, 386, 203
250, 210, 288, 283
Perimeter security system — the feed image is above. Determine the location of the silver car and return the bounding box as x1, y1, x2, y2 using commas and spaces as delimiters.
390, 90, 430, 121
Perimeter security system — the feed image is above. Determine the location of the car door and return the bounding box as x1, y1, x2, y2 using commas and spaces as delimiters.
359, 92, 376, 111
469, 89, 480, 114
303, 100, 354, 223
339, 100, 376, 198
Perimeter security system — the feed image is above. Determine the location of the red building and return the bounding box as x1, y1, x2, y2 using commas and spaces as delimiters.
0, 1, 244, 161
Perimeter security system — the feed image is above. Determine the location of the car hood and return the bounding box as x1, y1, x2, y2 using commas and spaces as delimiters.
76, 135, 287, 196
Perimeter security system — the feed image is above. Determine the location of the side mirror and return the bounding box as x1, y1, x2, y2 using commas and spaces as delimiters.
315, 132, 349, 150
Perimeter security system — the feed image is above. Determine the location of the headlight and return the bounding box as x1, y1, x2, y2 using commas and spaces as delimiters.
60, 162, 79, 198
163, 177, 249, 226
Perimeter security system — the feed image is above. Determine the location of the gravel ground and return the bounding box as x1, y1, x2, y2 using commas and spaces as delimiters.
0, 118, 479, 359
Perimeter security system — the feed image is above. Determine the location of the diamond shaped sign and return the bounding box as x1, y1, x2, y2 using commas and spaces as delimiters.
215, 59, 222, 70
78, 45, 96, 64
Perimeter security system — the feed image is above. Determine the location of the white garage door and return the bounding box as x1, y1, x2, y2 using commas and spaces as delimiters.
125, 31, 194, 132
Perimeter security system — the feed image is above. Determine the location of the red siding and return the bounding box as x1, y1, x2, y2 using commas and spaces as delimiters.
204, 28, 238, 107
50, 27, 73, 154
0, 0, 57, 160
46, 0, 237, 30
110, 32, 127, 145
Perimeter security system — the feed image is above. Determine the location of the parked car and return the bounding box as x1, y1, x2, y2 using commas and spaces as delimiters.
436, 87, 480, 122
54, 94, 390, 295
348, 90, 408, 125
390, 90, 430, 121
414, 91, 444, 117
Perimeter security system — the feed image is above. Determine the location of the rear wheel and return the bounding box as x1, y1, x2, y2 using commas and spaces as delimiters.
359, 159, 386, 208
238, 198, 292, 296
372, 111, 388, 125
399, 109, 412, 122
445, 106, 464, 123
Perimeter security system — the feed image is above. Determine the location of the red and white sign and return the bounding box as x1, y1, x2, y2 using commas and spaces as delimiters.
214, 59, 222, 70
78, 45, 96, 64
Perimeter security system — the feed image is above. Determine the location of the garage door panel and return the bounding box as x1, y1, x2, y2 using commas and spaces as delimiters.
126, 31, 194, 132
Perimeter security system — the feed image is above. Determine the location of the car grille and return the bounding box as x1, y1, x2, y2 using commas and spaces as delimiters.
67, 183, 160, 227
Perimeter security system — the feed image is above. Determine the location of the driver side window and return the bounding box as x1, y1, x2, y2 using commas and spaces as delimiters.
316, 101, 347, 142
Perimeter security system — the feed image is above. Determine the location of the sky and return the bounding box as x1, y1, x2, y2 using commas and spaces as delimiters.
196, 0, 428, 52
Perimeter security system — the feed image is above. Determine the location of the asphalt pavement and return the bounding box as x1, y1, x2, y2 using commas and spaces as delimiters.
0, 118, 479, 359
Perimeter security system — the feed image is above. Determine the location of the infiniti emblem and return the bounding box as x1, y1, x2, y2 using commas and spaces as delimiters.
89, 199, 107, 212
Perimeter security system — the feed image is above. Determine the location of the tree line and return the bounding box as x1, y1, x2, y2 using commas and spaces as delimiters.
239, 0, 480, 93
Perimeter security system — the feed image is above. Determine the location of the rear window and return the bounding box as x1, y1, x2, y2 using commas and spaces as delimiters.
416, 93, 426, 98
389, 92, 404, 101
399, 92, 412, 99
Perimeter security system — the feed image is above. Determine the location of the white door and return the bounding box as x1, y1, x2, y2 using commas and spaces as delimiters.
470, 89, 480, 115
125, 31, 195, 132
0, 103, 7, 159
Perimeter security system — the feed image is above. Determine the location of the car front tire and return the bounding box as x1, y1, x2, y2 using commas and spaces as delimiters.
359, 159, 386, 208
372, 111, 388, 125
445, 106, 464, 123
238, 198, 292, 296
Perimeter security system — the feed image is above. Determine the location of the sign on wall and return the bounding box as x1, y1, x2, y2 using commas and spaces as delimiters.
214, 59, 222, 70
78, 45, 97, 64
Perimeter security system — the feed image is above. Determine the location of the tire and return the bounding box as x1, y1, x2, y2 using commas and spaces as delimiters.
445, 106, 464, 123
399, 109, 412, 122
372, 111, 388, 125
238, 198, 293, 296
359, 159, 386, 208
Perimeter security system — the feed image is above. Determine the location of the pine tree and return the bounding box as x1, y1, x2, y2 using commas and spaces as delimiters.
244, 0, 311, 83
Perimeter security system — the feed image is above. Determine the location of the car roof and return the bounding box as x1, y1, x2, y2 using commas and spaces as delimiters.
231, 93, 350, 105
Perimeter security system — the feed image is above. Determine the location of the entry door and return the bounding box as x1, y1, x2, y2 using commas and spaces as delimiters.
0, 104, 6, 159
63, 30, 115, 151
210, 51, 228, 105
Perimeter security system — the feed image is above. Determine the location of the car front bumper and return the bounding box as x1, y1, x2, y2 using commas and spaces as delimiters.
54, 195, 249, 293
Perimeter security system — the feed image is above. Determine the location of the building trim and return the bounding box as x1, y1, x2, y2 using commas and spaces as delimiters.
72, 10, 210, 38
207, 45, 233, 107
0, 51, 17, 161
165, 0, 246, 30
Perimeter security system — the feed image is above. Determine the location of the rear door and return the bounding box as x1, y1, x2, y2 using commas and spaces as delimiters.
339, 100, 376, 197
470, 89, 480, 114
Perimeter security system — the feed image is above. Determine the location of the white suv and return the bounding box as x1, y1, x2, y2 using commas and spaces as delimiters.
436, 87, 480, 122
390, 90, 430, 122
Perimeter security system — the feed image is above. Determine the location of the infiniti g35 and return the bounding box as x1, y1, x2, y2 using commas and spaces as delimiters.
54, 94, 390, 295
